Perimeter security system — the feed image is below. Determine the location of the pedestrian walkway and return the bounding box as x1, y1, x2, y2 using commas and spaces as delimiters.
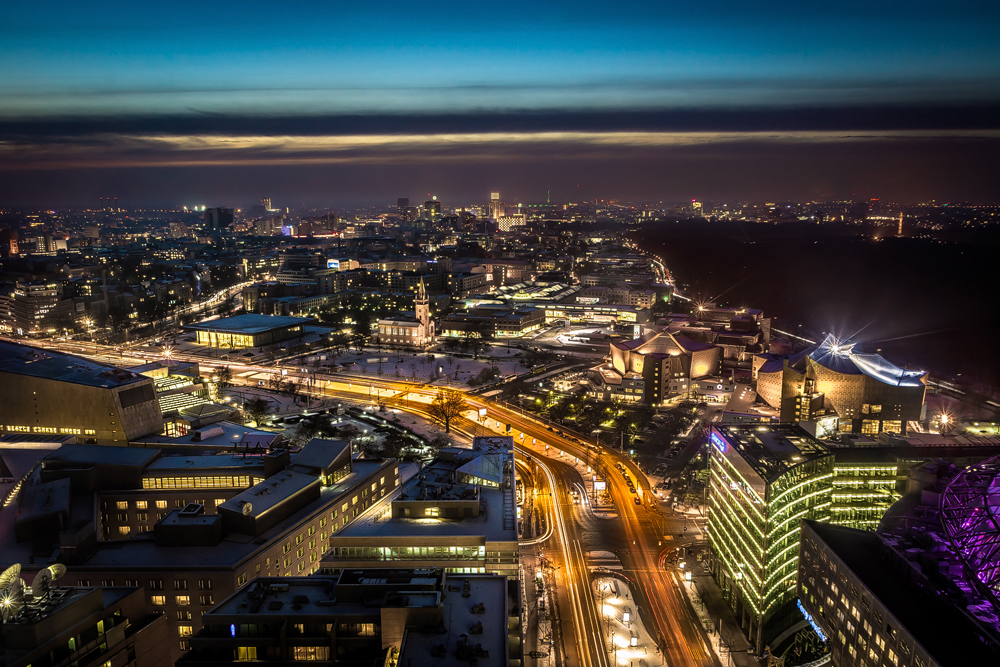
682, 572, 762, 667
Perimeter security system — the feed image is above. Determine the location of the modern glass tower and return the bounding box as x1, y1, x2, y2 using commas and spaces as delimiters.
706, 424, 833, 653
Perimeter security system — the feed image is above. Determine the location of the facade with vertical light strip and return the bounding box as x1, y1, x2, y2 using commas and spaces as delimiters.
707, 425, 909, 652
706, 424, 834, 654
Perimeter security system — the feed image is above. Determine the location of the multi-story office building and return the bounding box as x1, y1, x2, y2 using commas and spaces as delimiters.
706, 425, 833, 653
798, 519, 1000, 667
1, 580, 170, 667
1, 439, 399, 664
1, 281, 75, 336
0, 341, 162, 445
707, 425, 927, 652
180, 569, 522, 667
322, 437, 518, 578
754, 334, 927, 435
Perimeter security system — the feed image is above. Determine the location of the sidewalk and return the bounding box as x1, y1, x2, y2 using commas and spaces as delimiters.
682, 571, 762, 667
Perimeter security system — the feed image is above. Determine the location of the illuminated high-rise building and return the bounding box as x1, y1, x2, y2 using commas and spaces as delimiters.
422, 197, 441, 220
706, 424, 906, 653
488, 192, 505, 221
706, 424, 833, 653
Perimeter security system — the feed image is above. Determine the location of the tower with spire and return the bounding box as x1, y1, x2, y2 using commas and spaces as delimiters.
415, 278, 430, 330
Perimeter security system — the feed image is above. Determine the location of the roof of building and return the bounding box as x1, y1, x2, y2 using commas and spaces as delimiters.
399, 574, 507, 667
805, 519, 1000, 667
186, 314, 312, 334
808, 335, 925, 388
0, 341, 150, 389
712, 425, 831, 489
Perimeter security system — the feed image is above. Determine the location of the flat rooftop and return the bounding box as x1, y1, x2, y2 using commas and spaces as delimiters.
0, 460, 390, 571
806, 520, 1000, 666
713, 424, 831, 485
0, 341, 150, 389
331, 443, 516, 545
186, 314, 312, 334
399, 575, 507, 667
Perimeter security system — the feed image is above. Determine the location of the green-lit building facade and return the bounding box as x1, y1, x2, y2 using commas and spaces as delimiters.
707, 425, 833, 653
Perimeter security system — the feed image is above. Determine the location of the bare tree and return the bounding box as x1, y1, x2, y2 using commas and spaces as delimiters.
427, 388, 469, 434
244, 397, 273, 427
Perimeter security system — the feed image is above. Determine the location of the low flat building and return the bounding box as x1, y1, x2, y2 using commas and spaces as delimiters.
2, 579, 169, 667
0, 439, 399, 664
180, 570, 521, 667
321, 437, 518, 577
186, 314, 312, 349
0, 341, 162, 445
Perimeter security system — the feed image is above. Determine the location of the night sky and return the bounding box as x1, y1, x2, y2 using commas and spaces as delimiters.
2, 1, 998, 206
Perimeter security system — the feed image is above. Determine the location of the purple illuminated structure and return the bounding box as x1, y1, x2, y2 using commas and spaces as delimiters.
940, 455, 1000, 602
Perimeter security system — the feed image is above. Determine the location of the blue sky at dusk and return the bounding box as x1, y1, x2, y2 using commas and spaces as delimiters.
1, 1, 998, 205
4, 1, 999, 116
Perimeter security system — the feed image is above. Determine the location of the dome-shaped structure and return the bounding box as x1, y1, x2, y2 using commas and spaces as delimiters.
940, 455, 1000, 599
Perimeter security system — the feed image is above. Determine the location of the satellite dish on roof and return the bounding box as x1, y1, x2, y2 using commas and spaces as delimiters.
242, 502, 253, 516
48, 563, 66, 582
1, 579, 24, 621
30, 568, 53, 599
0, 564, 20, 591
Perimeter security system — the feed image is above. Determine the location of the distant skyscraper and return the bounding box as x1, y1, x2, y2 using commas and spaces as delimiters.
422, 197, 441, 220
488, 191, 505, 220
204, 207, 234, 230
397, 197, 409, 213
260, 197, 272, 210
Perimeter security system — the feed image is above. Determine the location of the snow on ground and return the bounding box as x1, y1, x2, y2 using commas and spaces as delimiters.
291, 347, 529, 388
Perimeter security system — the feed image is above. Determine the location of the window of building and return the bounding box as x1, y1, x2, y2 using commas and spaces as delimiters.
861, 420, 880, 435
118, 526, 130, 535
882, 420, 902, 433
292, 647, 330, 661
151, 595, 166, 606
116, 501, 128, 510
101, 579, 114, 587
136, 501, 147, 510
199, 595, 214, 606
199, 579, 212, 590
175, 500, 186, 508
296, 534, 303, 545
150, 579, 163, 590
283, 543, 291, 554
176, 595, 190, 606
176, 611, 192, 621
174, 580, 188, 590
319, 517, 327, 528
156, 500, 168, 509
237, 573, 248, 587
425, 507, 439, 517
237, 647, 258, 661
117, 513, 128, 522
137, 512, 148, 522
297, 548, 304, 559
180, 640, 190, 652
177, 625, 193, 637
